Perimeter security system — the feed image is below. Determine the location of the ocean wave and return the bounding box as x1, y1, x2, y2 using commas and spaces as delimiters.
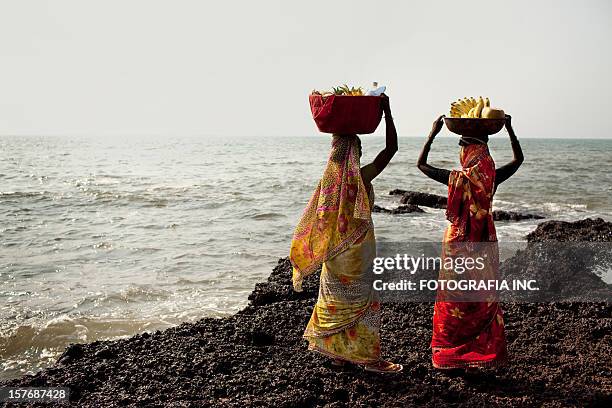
74, 286, 172, 308
251, 212, 286, 220
543, 202, 588, 212
0, 191, 51, 200
0, 295, 244, 379
75, 187, 171, 207
0, 315, 177, 379
173, 277, 218, 286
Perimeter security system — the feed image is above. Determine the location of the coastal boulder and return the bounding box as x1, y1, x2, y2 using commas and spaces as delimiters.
373, 204, 425, 214
526, 218, 612, 242
501, 218, 612, 302
492, 210, 544, 222
391, 190, 448, 209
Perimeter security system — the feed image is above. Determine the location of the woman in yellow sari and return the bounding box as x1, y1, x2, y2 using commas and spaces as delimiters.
290, 95, 402, 373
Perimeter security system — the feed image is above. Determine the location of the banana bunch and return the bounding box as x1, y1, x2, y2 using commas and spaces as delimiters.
312, 84, 364, 96
450, 96, 490, 118
332, 84, 364, 96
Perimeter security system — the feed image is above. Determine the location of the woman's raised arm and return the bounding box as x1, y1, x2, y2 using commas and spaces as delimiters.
361, 94, 398, 184
495, 115, 524, 186
417, 115, 451, 185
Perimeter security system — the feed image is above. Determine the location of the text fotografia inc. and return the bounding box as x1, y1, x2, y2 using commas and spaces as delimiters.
373, 279, 540, 292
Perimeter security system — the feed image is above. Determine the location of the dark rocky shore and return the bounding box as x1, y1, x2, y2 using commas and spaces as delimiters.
387, 189, 545, 221
2, 219, 611, 407
501, 218, 612, 302
373, 204, 424, 214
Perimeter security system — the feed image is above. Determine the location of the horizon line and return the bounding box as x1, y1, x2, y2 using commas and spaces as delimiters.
0, 134, 610, 140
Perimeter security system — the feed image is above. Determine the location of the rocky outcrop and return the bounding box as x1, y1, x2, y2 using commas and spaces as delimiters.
526, 218, 612, 242
2, 220, 611, 407
391, 190, 544, 221
500, 218, 612, 302
393, 190, 448, 209
492, 210, 544, 222
373, 204, 425, 214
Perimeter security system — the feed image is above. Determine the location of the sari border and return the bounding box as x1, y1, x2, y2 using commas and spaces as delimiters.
302, 305, 371, 339
431, 350, 508, 369
306, 342, 380, 365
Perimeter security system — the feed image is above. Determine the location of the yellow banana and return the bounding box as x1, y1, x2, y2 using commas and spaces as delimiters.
451, 102, 465, 115
450, 96, 495, 118
450, 107, 462, 117
475, 100, 484, 118
453, 101, 468, 115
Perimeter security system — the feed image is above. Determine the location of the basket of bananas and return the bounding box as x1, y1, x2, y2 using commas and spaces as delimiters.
309, 85, 383, 135
444, 96, 505, 138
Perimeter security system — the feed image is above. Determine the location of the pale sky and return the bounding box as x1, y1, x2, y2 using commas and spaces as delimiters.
0, 0, 610, 138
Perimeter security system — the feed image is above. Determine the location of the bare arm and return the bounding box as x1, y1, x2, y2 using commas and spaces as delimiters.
416, 115, 451, 185
361, 94, 398, 184
495, 115, 524, 186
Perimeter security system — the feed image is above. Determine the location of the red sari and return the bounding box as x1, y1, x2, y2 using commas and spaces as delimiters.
431, 143, 508, 369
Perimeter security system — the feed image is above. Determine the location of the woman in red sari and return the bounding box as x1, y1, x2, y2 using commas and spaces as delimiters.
417, 114, 523, 370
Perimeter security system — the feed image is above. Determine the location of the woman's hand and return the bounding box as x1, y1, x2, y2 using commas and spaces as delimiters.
505, 114, 513, 130
362, 93, 397, 184
381, 94, 391, 117
429, 115, 445, 140
505, 114, 516, 138
417, 115, 451, 185
495, 113, 523, 186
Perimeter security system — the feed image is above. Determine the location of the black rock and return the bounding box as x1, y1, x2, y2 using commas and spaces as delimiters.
526, 218, 612, 242
94, 347, 116, 360
56, 343, 85, 365
396, 190, 448, 209
492, 210, 545, 222
501, 218, 612, 302
373, 204, 425, 214
391, 191, 548, 220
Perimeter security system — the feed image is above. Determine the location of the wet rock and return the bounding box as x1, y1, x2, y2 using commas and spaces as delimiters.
393, 190, 448, 209
93, 347, 115, 360
527, 218, 612, 242
373, 204, 425, 214
56, 343, 85, 365
391, 190, 547, 220
501, 218, 612, 302
389, 189, 409, 196
492, 210, 544, 222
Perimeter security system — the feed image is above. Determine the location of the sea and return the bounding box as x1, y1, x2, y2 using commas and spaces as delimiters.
1, 134, 611, 379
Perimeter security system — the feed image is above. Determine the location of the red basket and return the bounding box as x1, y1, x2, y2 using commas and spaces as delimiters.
309, 94, 383, 134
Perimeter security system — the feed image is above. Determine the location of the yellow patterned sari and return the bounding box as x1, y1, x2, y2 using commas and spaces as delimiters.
290, 135, 380, 363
